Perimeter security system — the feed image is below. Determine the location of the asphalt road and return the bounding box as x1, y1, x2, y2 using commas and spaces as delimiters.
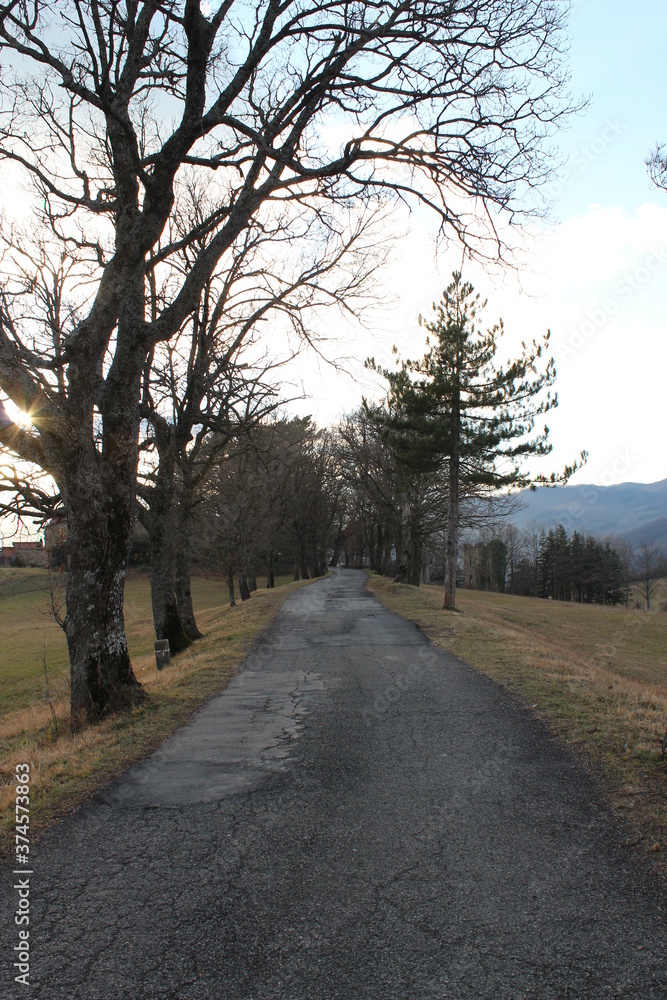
2, 569, 666, 999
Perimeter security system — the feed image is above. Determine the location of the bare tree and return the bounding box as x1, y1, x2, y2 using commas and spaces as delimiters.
336, 409, 404, 575
0, 1, 574, 723
613, 537, 634, 608
522, 520, 543, 598
634, 538, 663, 611
503, 523, 524, 595
193, 416, 339, 596
647, 144, 667, 193
138, 180, 381, 649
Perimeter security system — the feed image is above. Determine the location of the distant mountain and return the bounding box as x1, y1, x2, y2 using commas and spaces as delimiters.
508, 479, 667, 548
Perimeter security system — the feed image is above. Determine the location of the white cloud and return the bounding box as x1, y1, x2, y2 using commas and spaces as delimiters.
292, 200, 667, 486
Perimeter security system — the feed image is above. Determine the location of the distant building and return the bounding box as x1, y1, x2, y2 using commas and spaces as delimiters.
0, 538, 48, 568
462, 539, 507, 592
42, 517, 151, 568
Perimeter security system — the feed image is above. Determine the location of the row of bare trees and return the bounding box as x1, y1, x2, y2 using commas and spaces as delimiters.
192, 417, 343, 602
0, 0, 574, 724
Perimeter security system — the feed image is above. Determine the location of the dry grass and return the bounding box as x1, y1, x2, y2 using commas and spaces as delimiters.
0, 571, 311, 858
367, 573, 667, 870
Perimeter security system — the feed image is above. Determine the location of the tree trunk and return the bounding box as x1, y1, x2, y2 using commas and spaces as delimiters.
174, 537, 203, 640
266, 547, 275, 588
383, 535, 394, 576
330, 522, 343, 568
174, 481, 203, 640
63, 428, 141, 726
311, 542, 325, 577
443, 456, 460, 610
227, 570, 236, 608
367, 523, 376, 571
409, 530, 422, 587
394, 497, 413, 584
149, 522, 192, 654
144, 435, 191, 655
374, 524, 383, 575
298, 540, 310, 580
238, 569, 251, 601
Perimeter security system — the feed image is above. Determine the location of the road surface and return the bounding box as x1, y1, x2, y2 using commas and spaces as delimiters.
2, 569, 666, 998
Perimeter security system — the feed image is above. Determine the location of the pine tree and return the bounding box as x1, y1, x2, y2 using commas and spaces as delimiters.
368, 273, 584, 610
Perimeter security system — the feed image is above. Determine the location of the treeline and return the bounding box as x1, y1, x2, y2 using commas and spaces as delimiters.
191, 418, 341, 602
463, 523, 665, 607
537, 526, 626, 604
133, 400, 499, 641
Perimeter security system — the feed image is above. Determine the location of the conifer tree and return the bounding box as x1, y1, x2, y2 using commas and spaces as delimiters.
369, 273, 585, 610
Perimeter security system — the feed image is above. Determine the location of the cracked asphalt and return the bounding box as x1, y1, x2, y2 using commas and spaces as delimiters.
2, 568, 667, 999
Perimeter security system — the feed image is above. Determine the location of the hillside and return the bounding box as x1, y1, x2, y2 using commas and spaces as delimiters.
509, 479, 667, 547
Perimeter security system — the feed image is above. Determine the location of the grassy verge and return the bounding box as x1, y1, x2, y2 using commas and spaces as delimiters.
0, 572, 312, 859
367, 573, 667, 870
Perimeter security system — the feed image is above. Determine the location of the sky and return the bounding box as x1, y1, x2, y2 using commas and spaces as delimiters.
290, 0, 667, 488
1, 0, 666, 551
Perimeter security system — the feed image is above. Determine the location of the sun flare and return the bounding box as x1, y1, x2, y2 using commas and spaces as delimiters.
2, 399, 33, 430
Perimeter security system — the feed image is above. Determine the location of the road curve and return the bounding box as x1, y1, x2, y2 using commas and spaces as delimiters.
2, 569, 666, 998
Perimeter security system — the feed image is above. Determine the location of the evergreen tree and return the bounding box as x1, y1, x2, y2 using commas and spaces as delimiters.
533, 526, 626, 606
368, 273, 584, 610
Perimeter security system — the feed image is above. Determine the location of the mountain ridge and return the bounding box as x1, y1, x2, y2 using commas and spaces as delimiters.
508, 478, 667, 548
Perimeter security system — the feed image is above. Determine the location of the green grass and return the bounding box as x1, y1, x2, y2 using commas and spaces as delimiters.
367, 573, 667, 871
0, 568, 297, 718
0, 568, 314, 857
0, 570, 70, 715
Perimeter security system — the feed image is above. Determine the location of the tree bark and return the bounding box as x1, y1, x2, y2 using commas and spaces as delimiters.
373, 524, 383, 575
238, 569, 251, 601
265, 547, 275, 588
395, 497, 419, 585
61, 270, 152, 724
443, 455, 460, 610
63, 413, 141, 725
174, 479, 203, 640
409, 528, 422, 587
383, 535, 394, 576
148, 521, 191, 654
174, 538, 203, 640
227, 569, 236, 608
297, 539, 310, 580
144, 433, 191, 655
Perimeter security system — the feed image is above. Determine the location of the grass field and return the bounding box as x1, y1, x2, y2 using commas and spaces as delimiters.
0, 567, 296, 719
367, 574, 667, 871
0, 568, 308, 857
